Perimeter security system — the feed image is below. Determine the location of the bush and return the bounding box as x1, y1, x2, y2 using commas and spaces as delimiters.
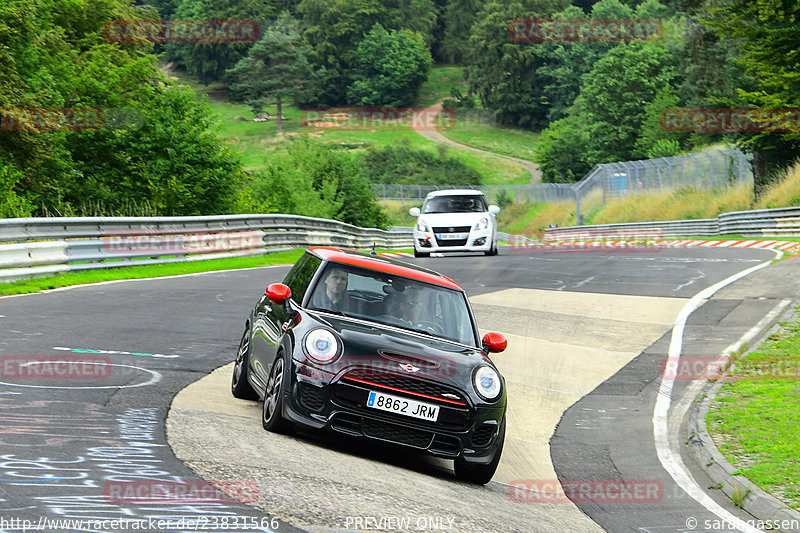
360, 139, 482, 186
534, 113, 592, 183
241, 137, 388, 229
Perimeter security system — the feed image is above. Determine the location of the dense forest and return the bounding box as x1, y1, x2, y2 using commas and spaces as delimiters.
1, 0, 797, 223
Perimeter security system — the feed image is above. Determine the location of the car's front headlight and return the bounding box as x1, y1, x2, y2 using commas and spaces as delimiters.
416, 219, 430, 232
474, 217, 489, 231
473, 365, 502, 401
304, 329, 340, 363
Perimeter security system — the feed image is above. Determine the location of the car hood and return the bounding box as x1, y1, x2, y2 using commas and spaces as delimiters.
316, 314, 493, 383
417, 212, 491, 227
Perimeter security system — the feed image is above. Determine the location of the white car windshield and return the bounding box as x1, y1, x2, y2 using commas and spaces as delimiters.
423, 195, 487, 214
308, 264, 477, 346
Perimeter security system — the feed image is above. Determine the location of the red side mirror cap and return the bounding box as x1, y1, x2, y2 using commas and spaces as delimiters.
482, 332, 507, 354
266, 283, 291, 305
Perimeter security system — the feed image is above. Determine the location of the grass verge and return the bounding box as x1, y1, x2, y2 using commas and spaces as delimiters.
0, 250, 306, 296
707, 310, 800, 509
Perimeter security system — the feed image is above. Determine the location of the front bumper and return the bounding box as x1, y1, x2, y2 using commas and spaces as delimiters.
283, 359, 505, 461
413, 227, 494, 253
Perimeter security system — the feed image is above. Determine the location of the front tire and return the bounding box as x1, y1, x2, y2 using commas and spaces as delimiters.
454, 419, 505, 484
262, 353, 291, 433
231, 326, 258, 400
414, 249, 430, 258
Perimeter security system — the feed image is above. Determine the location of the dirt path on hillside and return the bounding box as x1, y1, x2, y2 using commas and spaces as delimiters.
413, 103, 542, 184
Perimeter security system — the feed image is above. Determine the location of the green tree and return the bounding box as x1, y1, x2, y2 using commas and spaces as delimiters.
297, 0, 437, 105
466, 0, 571, 130
534, 111, 592, 182
346, 24, 432, 107
704, 0, 800, 184
227, 13, 316, 133
1, 0, 246, 216
633, 85, 688, 159
244, 138, 388, 228
164, 0, 275, 84
66, 87, 245, 215
439, 0, 486, 64
0, 159, 32, 218
580, 40, 678, 163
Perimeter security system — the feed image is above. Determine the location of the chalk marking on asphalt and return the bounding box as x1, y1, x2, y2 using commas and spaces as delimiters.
653, 250, 781, 533
0, 362, 161, 390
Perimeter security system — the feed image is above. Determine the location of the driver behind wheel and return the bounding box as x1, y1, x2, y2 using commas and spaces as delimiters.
398, 288, 425, 326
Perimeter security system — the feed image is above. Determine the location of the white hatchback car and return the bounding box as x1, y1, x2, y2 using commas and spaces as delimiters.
409, 190, 500, 257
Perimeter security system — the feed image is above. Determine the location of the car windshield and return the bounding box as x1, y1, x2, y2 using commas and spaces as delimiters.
422, 194, 487, 214
307, 263, 477, 346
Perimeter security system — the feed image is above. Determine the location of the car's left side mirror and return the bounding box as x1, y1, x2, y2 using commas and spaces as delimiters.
266, 283, 291, 305
482, 332, 507, 354
488, 205, 500, 214
409, 207, 421, 217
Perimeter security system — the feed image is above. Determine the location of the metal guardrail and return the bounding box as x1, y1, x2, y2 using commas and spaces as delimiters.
372, 149, 752, 213
0, 215, 414, 282
544, 207, 800, 241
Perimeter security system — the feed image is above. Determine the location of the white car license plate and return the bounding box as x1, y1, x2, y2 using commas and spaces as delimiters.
366, 391, 439, 422
437, 233, 466, 240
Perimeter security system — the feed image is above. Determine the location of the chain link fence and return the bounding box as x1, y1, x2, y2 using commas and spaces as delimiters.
373, 148, 753, 222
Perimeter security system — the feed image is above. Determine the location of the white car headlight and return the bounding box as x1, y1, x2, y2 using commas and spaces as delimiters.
473, 366, 501, 401
416, 220, 430, 232
474, 217, 489, 231
304, 329, 340, 363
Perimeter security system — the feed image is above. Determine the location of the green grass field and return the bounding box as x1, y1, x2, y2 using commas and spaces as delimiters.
415, 65, 468, 107
0, 250, 304, 296
707, 312, 800, 508
168, 64, 533, 184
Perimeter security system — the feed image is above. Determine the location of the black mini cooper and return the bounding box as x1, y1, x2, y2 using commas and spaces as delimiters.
231, 247, 508, 484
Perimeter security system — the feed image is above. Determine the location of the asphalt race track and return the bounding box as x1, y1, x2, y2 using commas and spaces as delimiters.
1, 245, 797, 533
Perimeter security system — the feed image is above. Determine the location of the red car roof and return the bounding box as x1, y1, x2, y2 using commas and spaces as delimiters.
309, 247, 463, 291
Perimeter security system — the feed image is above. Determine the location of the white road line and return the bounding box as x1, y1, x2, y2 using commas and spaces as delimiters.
0, 264, 289, 300
653, 250, 781, 533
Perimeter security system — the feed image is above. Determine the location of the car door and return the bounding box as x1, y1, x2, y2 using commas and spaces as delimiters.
250, 252, 322, 388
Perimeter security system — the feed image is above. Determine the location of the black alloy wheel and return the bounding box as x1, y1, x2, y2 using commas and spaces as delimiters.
231, 326, 258, 400
262, 353, 291, 433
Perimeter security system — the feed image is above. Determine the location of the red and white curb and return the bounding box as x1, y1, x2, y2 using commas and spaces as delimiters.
508, 239, 800, 257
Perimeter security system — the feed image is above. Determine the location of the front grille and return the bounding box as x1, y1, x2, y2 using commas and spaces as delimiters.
472, 424, 497, 447
435, 238, 468, 247
363, 418, 433, 448
342, 369, 467, 405
432, 226, 470, 247
299, 382, 326, 411
432, 226, 471, 233
333, 370, 472, 431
